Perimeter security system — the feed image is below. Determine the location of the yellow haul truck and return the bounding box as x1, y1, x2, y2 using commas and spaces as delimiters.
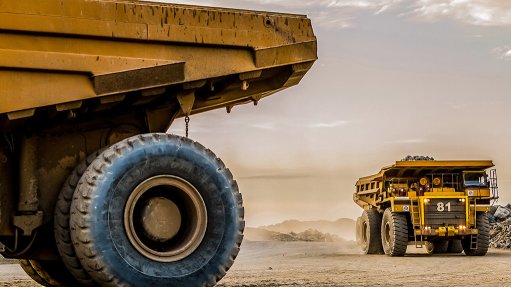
0, 1, 317, 286
354, 159, 498, 256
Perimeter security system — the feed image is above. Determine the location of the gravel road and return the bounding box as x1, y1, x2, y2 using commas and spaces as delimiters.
2, 241, 511, 287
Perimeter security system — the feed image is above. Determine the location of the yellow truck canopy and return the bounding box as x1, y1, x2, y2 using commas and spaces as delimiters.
357, 160, 494, 185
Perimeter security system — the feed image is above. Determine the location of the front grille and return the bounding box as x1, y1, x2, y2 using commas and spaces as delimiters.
423, 198, 466, 228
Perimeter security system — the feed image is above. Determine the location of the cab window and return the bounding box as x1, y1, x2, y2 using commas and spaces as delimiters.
463, 172, 488, 187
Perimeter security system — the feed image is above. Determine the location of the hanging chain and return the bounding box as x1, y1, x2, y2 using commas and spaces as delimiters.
185, 116, 190, 138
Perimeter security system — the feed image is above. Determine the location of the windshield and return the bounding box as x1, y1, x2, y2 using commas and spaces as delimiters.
463, 172, 488, 187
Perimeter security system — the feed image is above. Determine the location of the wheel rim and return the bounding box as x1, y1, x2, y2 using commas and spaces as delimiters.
362, 221, 368, 246
384, 222, 391, 246
124, 175, 207, 262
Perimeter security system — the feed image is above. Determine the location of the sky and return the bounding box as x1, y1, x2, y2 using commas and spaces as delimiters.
161, 0, 511, 227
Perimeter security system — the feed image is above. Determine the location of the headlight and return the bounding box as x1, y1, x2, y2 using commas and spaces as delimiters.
424, 198, 430, 203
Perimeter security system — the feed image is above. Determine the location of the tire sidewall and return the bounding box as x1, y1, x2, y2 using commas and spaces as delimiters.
81, 135, 241, 286
360, 212, 370, 253
381, 210, 394, 254
355, 217, 363, 246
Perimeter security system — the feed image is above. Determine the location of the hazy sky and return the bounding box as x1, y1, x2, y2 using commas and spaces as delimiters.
163, 0, 511, 226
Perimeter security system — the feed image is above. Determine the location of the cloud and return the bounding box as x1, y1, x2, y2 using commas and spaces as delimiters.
308, 120, 350, 128
410, 0, 511, 26
164, 0, 511, 28
492, 46, 511, 61
162, 0, 404, 28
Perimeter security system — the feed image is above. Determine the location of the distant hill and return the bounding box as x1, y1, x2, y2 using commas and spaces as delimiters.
259, 218, 356, 241
244, 227, 343, 242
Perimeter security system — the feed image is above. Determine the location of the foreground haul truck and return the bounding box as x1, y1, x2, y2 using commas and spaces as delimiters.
0, 1, 317, 286
354, 159, 498, 256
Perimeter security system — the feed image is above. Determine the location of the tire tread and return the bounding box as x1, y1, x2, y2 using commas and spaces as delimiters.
70, 133, 244, 287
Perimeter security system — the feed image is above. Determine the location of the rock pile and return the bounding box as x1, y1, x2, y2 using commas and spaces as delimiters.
401, 155, 435, 161
273, 229, 340, 242
489, 205, 511, 249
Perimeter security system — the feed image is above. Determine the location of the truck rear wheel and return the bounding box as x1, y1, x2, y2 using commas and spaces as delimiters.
425, 241, 448, 254
381, 209, 408, 256
447, 239, 463, 254
19, 259, 80, 287
355, 217, 363, 245
463, 213, 490, 256
70, 133, 244, 287
359, 209, 383, 254
54, 151, 102, 286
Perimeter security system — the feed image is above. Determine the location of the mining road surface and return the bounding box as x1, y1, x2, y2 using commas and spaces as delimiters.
2, 241, 511, 287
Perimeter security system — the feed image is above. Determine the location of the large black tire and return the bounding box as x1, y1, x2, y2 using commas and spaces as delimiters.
355, 216, 363, 246
19, 259, 80, 287
447, 239, 463, 254
463, 213, 490, 256
359, 209, 383, 254
381, 208, 408, 256
425, 240, 449, 254
70, 134, 244, 287
54, 151, 101, 286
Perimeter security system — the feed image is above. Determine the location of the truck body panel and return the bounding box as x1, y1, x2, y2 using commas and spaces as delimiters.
0, 0, 316, 127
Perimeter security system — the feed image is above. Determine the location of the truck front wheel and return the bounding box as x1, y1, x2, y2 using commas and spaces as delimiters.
381, 208, 408, 256
359, 209, 383, 254
463, 213, 490, 256
70, 134, 244, 287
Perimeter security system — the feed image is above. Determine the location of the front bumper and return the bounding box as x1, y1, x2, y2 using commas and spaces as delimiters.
416, 226, 477, 237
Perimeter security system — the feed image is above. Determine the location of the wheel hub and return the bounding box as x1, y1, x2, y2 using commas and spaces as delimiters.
140, 197, 182, 242
385, 222, 391, 244
124, 175, 207, 262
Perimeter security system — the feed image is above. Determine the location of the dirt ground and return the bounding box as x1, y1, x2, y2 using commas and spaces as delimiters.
2, 241, 511, 287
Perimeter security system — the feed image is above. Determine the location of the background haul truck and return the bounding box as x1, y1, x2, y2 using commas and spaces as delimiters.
354, 159, 498, 256
0, 0, 317, 286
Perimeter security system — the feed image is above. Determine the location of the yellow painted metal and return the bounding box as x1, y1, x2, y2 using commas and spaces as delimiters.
466, 188, 490, 197
430, 187, 456, 193
0, 0, 317, 120
475, 205, 492, 212
393, 204, 410, 212
357, 160, 494, 183
415, 227, 477, 236
424, 192, 462, 197
419, 195, 469, 227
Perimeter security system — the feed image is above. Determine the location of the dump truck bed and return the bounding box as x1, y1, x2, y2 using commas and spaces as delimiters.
0, 0, 317, 131
357, 160, 495, 185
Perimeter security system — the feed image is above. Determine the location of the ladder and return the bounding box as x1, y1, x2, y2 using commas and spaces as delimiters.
489, 169, 499, 201
470, 234, 478, 250
470, 198, 478, 250
410, 198, 423, 248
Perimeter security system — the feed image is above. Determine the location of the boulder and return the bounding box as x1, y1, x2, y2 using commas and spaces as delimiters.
494, 206, 511, 220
